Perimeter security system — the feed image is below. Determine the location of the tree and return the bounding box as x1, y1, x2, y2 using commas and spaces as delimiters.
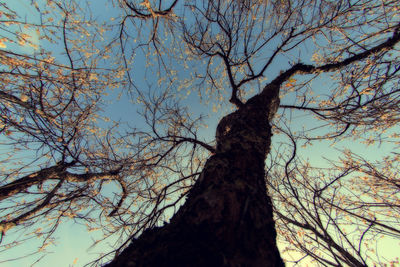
1, 0, 399, 266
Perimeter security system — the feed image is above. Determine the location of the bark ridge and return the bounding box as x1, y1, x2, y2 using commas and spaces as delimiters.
105, 84, 284, 267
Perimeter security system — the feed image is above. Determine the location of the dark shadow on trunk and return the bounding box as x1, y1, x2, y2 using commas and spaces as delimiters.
104, 84, 284, 267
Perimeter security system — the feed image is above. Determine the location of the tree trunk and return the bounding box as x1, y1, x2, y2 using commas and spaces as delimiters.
105, 84, 284, 267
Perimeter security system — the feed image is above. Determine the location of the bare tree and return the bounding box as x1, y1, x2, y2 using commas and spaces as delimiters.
1, 0, 399, 266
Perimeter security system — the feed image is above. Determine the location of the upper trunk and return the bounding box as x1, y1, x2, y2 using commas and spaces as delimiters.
105, 84, 284, 267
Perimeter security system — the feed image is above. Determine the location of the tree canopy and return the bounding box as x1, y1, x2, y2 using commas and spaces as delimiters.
0, 0, 399, 266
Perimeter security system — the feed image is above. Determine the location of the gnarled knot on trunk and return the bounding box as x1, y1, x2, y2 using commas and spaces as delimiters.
215, 89, 279, 154
215, 111, 241, 151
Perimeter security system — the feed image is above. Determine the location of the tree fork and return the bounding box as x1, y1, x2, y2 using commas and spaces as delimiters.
105, 84, 284, 267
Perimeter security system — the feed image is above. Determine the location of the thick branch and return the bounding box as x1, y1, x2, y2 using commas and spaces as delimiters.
0, 162, 121, 201
0, 162, 74, 201
0, 179, 64, 234
168, 136, 216, 154
63, 166, 123, 182
124, 0, 178, 18
271, 23, 400, 86
219, 54, 244, 108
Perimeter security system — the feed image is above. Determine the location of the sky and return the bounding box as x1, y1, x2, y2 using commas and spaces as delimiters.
0, 0, 124, 266
1, 0, 399, 266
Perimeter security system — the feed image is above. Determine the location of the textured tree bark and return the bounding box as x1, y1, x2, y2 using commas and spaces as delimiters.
105, 84, 284, 267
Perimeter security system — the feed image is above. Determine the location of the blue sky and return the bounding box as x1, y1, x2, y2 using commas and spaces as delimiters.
1, 0, 399, 266
0, 0, 122, 266
0, 1, 216, 265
